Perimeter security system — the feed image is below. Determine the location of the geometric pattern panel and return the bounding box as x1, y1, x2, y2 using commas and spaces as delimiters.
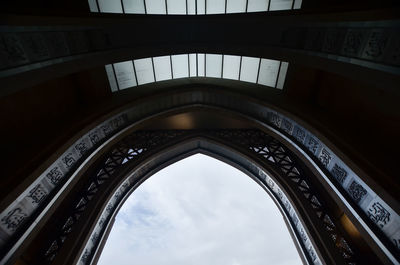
40, 130, 357, 265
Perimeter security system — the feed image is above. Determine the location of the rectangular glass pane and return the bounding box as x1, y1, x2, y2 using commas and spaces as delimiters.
293, 0, 302, 9
134, 58, 155, 85
114, 61, 137, 89
187, 0, 196, 14
171, 54, 189, 79
197, 54, 205, 76
146, 0, 166, 14
269, 0, 293, 11
197, 0, 206, 14
257, 58, 280, 87
123, 0, 146, 13
276, 62, 289, 89
98, 0, 123, 13
206, 0, 225, 14
88, 0, 99, 12
226, 0, 246, 13
167, 0, 186, 14
206, 54, 222, 78
240, 56, 260, 83
153, 56, 172, 81
105, 65, 118, 92
247, 0, 268, 12
189, 54, 197, 77
222, 55, 241, 80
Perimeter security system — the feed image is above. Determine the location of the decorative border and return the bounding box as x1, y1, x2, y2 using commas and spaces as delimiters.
264, 110, 400, 252
0, 114, 127, 250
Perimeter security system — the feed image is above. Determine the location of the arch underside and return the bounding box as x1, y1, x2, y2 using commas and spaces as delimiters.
38, 129, 355, 265
0, 89, 398, 265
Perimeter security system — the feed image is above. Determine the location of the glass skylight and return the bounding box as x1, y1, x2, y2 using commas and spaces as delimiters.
90, 0, 302, 14
106, 53, 289, 92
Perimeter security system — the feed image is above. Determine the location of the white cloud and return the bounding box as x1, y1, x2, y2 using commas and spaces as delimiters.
97, 154, 302, 265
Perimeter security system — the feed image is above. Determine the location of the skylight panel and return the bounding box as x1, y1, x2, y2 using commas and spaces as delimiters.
187, 0, 196, 14
98, 0, 123, 13
257, 59, 280, 87
114, 61, 137, 89
107, 54, 289, 93
105, 65, 118, 92
197, 54, 205, 76
240, 56, 260, 83
222, 55, 241, 80
226, 0, 246, 13
153, 56, 172, 81
92, 0, 299, 14
146, 0, 167, 14
206, 0, 225, 14
171, 54, 189, 78
88, 0, 99, 12
189, 54, 197, 77
123, 0, 146, 14
269, 0, 293, 11
276, 62, 289, 89
167, 0, 187, 14
206, 54, 222, 78
134, 58, 155, 85
293, 0, 302, 9
247, 0, 269, 12
197, 0, 206, 14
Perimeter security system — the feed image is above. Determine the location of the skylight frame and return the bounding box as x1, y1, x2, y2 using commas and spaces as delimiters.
89, 0, 302, 14
106, 53, 289, 92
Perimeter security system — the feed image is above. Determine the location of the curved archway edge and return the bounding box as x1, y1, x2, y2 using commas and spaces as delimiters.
46, 132, 348, 265
0, 89, 398, 265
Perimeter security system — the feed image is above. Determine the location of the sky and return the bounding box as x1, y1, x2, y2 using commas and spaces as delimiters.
97, 154, 302, 265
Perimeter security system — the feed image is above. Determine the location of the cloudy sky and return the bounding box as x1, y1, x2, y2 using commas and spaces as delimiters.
97, 154, 302, 265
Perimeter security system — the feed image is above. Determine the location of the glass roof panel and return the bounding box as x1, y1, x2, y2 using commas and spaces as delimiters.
105, 65, 118, 92
257, 58, 280, 87
88, 0, 99, 12
247, 0, 269, 12
269, 0, 293, 11
153, 56, 172, 81
276, 62, 289, 89
189, 54, 197, 77
206, 54, 222, 78
206, 0, 225, 14
114, 60, 137, 89
293, 0, 302, 9
171, 54, 189, 78
123, 0, 146, 14
197, 53, 205, 76
146, 0, 167, 14
226, 0, 246, 13
107, 54, 289, 92
134, 58, 155, 85
197, 0, 206, 14
98, 0, 123, 13
92, 0, 299, 14
187, 0, 196, 14
167, 0, 187, 14
240, 56, 260, 83
222, 55, 241, 80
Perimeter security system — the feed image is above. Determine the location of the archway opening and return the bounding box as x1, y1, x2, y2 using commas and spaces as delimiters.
97, 154, 302, 265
